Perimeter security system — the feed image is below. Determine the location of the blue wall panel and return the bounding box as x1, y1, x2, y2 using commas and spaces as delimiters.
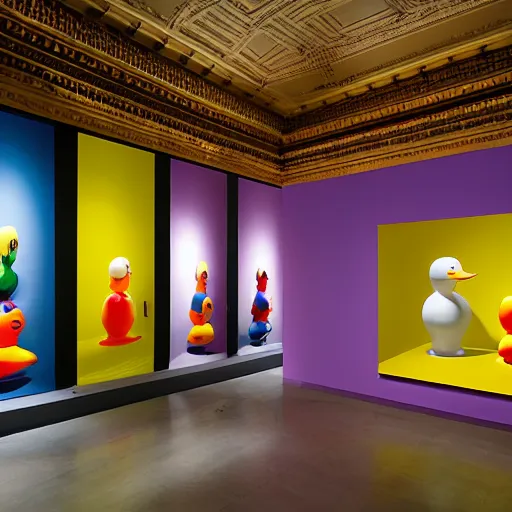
0, 111, 55, 399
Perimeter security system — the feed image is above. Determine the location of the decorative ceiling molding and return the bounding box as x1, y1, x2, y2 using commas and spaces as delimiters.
282, 94, 512, 184
308, 18, 511, 94
115, 0, 498, 82
285, 45, 512, 141
65, 0, 511, 112
1, 0, 511, 186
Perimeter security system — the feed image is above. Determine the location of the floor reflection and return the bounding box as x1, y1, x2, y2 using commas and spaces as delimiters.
0, 368, 512, 511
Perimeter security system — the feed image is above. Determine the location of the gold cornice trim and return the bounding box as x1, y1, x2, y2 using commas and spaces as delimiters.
282, 129, 512, 186
0, 0, 511, 187
286, 45, 512, 140
282, 97, 512, 184
0, 5, 284, 155
284, 70, 512, 146
284, 95, 512, 163
0, 67, 283, 185
0, 0, 283, 133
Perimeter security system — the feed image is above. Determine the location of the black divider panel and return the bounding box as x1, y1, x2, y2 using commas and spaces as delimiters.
54, 124, 78, 389
154, 153, 171, 371
227, 174, 239, 357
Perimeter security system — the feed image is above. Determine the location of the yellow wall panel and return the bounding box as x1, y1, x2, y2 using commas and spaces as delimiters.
77, 134, 155, 386
378, 213, 512, 396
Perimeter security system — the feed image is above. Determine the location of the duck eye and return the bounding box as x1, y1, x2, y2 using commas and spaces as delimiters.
450, 266, 455, 270
1, 302, 14, 314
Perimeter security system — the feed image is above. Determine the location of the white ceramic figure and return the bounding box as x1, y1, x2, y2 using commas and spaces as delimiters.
422, 257, 476, 357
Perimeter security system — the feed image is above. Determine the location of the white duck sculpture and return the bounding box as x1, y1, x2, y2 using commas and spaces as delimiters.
422, 257, 476, 357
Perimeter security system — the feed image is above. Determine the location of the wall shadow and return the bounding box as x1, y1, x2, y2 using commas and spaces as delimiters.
464, 314, 499, 352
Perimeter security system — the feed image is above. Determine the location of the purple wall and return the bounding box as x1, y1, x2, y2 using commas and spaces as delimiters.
238, 179, 283, 346
170, 160, 227, 360
282, 145, 512, 426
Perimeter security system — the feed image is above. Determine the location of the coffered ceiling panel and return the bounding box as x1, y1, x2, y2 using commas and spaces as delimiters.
61, 0, 512, 113
330, 0, 387, 26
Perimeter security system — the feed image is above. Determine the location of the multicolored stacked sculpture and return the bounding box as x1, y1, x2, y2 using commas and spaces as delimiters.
187, 261, 214, 353
498, 296, 512, 364
248, 268, 272, 347
0, 226, 38, 379
100, 257, 141, 346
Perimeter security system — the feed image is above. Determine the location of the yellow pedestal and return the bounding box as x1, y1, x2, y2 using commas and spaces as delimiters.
379, 343, 512, 396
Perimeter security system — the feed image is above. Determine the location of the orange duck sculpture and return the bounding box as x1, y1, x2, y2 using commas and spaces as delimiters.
498, 296, 512, 364
100, 257, 141, 347
187, 261, 214, 354
0, 301, 37, 379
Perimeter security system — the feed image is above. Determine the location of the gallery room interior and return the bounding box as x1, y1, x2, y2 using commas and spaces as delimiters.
0, 0, 512, 509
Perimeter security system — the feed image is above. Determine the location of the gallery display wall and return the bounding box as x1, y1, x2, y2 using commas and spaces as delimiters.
0, 107, 284, 405
282, 144, 512, 426
77, 135, 156, 386
0, 111, 56, 399
238, 179, 283, 356
378, 213, 512, 396
170, 160, 228, 370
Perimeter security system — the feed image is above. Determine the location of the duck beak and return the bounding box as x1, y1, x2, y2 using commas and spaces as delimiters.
447, 269, 477, 281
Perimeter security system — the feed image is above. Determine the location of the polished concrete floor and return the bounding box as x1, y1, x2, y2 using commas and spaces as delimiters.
1, 369, 512, 511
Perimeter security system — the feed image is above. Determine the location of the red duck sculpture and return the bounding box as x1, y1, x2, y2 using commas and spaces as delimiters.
100, 257, 141, 347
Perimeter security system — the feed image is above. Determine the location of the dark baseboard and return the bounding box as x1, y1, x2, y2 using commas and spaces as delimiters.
284, 377, 512, 433
0, 351, 282, 438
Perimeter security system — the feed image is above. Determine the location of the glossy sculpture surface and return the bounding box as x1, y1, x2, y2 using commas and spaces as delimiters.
187, 261, 214, 354
100, 257, 141, 346
249, 269, 273, 347
422, 257, 477, 357
0, 226, 19, 301
0, 301, 37, 379
498, 296, 512, 364
0, 226, 37, 379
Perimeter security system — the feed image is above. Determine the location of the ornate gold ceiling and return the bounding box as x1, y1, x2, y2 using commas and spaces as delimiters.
1, 0, 511, 186
60, 0, 511, 113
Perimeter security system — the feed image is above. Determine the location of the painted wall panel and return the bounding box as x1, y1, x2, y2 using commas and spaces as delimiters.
238, 179, 283, 355
378, 214, 512, 396
282, 144, 512, 426
77, 134, 155, 386
0, 111, 55, 399
170, 160, 227, 369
